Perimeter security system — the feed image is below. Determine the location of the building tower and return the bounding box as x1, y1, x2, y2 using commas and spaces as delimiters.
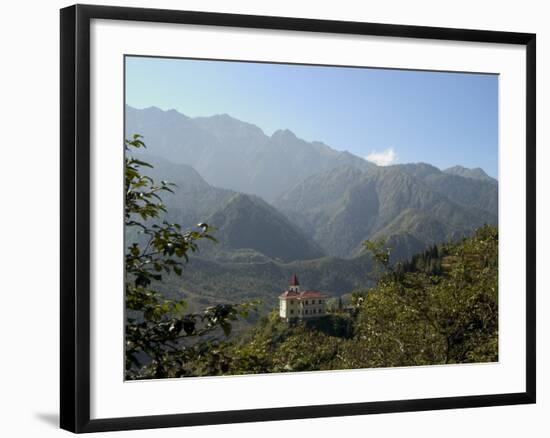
289, 273, 300, 292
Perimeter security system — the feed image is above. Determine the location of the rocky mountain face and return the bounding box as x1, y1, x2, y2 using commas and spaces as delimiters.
444, 165, 497, 184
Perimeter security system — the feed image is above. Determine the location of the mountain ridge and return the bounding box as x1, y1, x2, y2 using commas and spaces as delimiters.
275, 164, 497, 258
126, 105, 494, 183
126, 105, 376, 201
126, 105, 497, 272
444, 164, 497, 183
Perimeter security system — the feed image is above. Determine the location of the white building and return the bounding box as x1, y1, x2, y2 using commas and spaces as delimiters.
279, 274, 328, 321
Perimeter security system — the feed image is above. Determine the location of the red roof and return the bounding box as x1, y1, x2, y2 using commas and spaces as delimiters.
279, 290, 299, 299
289, 273, 300, 286
279, 290, 328, 300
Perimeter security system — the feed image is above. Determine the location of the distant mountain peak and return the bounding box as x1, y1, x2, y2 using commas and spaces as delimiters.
410, 162, 440, 171
126, 105, 191, 122
448, 165, 488, 175
208, 191, 324, 262
214, 112, 232, 118
200, 113, 238, 122
225, 192, 255, 207
390, 162, 442, 181
145, 105, 176, 114
444, 165, 495, 183
193, 112, 266, 138
272, 129, 297, 140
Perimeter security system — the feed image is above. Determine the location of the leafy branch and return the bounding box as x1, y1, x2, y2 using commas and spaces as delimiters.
124, 134, 256, 379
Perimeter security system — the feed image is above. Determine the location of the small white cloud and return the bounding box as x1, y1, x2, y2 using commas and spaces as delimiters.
365, 148, 398, 166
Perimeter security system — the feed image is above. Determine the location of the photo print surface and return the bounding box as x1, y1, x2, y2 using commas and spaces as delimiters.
124, 56, 499, 380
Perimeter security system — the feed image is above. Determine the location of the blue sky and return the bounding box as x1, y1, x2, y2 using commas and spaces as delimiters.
126, 56, 498, 177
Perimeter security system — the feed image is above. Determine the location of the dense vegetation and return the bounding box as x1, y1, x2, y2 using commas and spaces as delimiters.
185, 225, 498, 375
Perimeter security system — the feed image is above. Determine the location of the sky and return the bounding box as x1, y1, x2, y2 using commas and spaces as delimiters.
125, 56, 498, 177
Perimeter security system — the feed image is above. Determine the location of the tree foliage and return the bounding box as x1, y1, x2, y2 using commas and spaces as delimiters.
354, 225, 498, 366
124, 135, 255, 379
202, 225, 498, 375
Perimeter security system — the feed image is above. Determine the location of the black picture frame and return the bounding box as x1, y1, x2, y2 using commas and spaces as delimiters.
60, 4, 536, 433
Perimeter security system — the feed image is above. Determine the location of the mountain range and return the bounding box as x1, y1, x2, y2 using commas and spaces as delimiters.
126, 105, 498, 305
126, 105, 374, 202
275, 163, 497, 258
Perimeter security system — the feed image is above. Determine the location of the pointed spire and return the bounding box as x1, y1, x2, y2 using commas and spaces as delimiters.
290, 273, 300, 286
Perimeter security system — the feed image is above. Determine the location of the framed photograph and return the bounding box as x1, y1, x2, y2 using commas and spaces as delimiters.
60, 4, 536, 433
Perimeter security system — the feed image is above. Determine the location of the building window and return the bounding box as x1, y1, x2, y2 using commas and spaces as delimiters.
290, 309, 294, 314
319, 300, 322, 304
305, 300, 308, 305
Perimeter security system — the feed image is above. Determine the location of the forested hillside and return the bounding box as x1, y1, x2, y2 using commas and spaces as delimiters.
181, 225, 498, 376
276, 164, 496, 258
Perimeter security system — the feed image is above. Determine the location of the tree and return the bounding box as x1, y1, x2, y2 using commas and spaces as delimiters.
349, 238, 392, 307
124, 134, 255, 379
353, 225, 498, 367
362, 238, 392, 273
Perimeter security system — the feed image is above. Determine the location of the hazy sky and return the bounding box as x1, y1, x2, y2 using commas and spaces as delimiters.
126, 56, 498, 177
